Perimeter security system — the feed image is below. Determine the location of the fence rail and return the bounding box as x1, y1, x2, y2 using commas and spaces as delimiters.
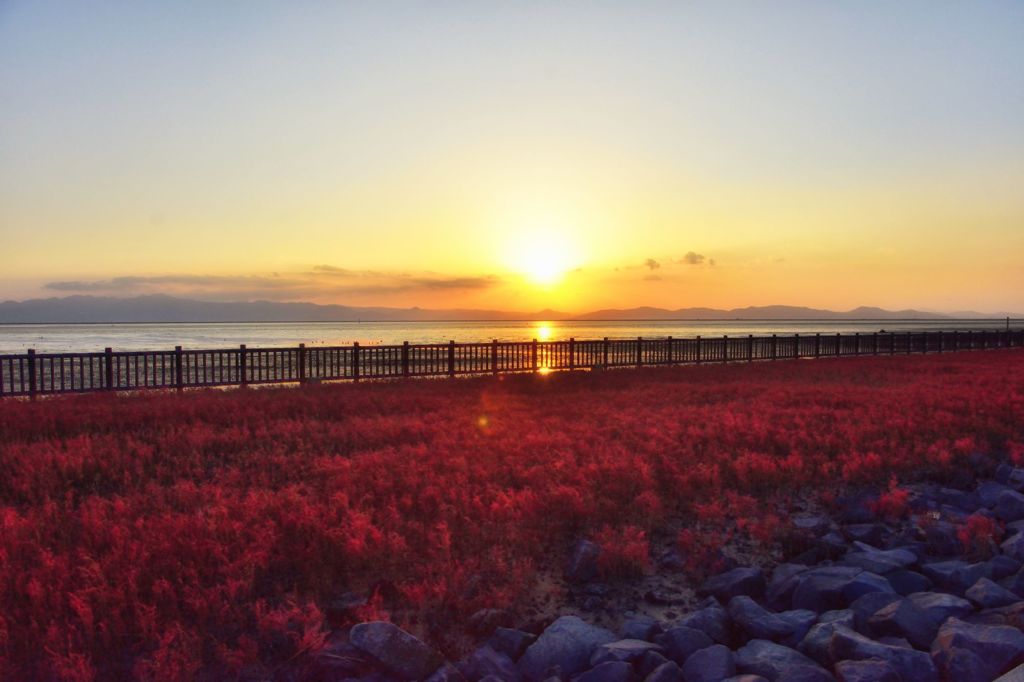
1, 329, 1022, 399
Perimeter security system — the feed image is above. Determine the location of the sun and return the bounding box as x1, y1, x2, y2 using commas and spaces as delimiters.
522, 250, 573, 285
504, 227, 578, 286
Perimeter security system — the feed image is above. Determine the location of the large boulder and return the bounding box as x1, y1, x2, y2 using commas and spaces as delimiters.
841, 543, 917, 575
1002, 532, 1024, 561
681, 644, 734, 682
931, 617, 1024, 682
849, 591, 903, 633
979, 482, 1015, 508
700, 567, 765, 603
791, 566, 894, 612
734, 639, 833, 681
619, 616, 661, 641
727, 596, 816, 647
590, 639, 662, 666
349, 621, 445, 680
866, 598, 936, 650
920, 560, 992, 594
675, 600, 730, 644
655, 626, 714, 666
904, 591, 974, 625
827, 625, 937, 682
995, 491, 1024, 522
797, 610, 855, 667
575, 661, 633, 682
833, 659, 901, 682
488, 628, 536, 661
645, 661, 685, 682
966, 577, 1021, 609
994, 663, 1024, 681
458, 645, 519, 681
886, 569, 932, 596
765, 564, 810, 611
517, 616, 616, 681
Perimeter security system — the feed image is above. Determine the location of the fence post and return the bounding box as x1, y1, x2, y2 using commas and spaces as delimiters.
906, 332, 912, 355
531, 338, 538, 373
239, 344, 248, 387
937, 331, 942, 353
771, 334, 777, 360
835, 332, 841, 355
352, 342, 360, 382
402, 341, 410, 378
636, 337, 643, 368
602, 337, 609, 367
569, 337, 575, 371
890, 332, 896, 356
448, 340, 456, 377
298, 343, 306, 384
175, 346, 183, 392
815, 333, 821, 358
104, 347, 114, 391
794, 333, 800, 358
722, 335, 728, 362
748, 334, 754, 362
667, 336, 674, 364
27, 349, 37, 401
491, 339, 498, 375
854, 332, 860, 355
873, 332, 879, 355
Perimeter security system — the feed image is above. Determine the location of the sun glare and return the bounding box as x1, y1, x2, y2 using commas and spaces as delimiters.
503, 223, 579, 286
535, 323, 554, 341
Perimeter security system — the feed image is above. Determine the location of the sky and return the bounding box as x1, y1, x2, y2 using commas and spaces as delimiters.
1, 1, 1023, 314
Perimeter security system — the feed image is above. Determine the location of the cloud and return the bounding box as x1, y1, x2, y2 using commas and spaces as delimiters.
44, 268, 501, 302
644, 258, 661, 271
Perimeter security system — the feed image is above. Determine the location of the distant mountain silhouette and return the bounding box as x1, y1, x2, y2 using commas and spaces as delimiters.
0, 295, 1018, 324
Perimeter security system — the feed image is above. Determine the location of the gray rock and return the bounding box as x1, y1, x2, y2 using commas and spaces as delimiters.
989, 555, 1023, 581
920, 559, 992, 594
734, 639, 832, 681
796, 610, 855, 668
791, 566, 894, 612
644, 661, 684, 682
575, 661, 633, 682
866, 598, 936, 650
765, 564, 810, 611
722, 677, 769, 682
979, 481, 1015, 508
727, 596, 816, 647
833, 659, 900, 682
591, 639, 663, 666
905, 591, 974, 624
459, 645, 520, 681
619, 616, 661, 642
995, 491, 1024, 522
792, 514, 830, 535
841, 542, 917, 574
637, 650, 671, 678
1001, 567, 1024, 596
349, 621, 445, 681
425, 662, 467, 682
885, 569, 932, 596
681, 644, 734, 682
849, 590, 903, 633
700, 567, 765, 603
842, 524, 885, 545
827, 625, 937, 682
488, 628, 537, 661
922, 520, 960, 556
517, 616, 616, 681
966, 577, 1021, 609
675, 601, 730, 644
1002, 532, 1024, 561
994, 663, 1024, 682
931, 617, 1024, 682
568, 540, 602, 582
654, 626, 713, 667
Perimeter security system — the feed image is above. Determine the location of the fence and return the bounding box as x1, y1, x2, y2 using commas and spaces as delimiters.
1, 329, 1022, 399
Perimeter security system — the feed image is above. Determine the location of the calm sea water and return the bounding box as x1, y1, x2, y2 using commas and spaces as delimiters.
0, 319, 1016, 354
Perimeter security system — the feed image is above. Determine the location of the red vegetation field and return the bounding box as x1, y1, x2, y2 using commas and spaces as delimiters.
2, 350, 1023, 679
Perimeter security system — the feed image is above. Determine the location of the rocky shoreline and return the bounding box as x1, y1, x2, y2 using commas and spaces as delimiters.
306, 464, 1024, 681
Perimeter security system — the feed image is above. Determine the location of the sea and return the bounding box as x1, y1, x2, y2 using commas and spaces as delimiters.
0, 319, 1016, 355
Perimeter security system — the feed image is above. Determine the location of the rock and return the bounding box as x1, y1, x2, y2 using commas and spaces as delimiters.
837, 493, 877, 524
325, 591, 368, 622
591, 639, 663, 666
922, 520, 961, 556
425, 662, 467, 681
994, 663, 1024, 681
637, 650, 672, 678
1002, 532, 1024, 561
866, 598, 936, 649
644, 661, 684, 682
920, 560, 992, 594
654, 626, 714, 667
931, 617, 1024, 682
349, 621, 445, 681
469, 608, 516, 636
568, 540, 602, 582
905, 591, 974, 624
995, 491, 1024, 522
722, 677, 769, 682
765, 564, 809, 611
458, 645, 520, 681
792, 514, 830, 535
935, 487, 982, 513
675, 601, 730, 644
619, 616, 661, 641
966, 577, 1021, 609
833, 658, 901, 682
734, 639, 833, 681
727, 596, 816, 647
966, 602, 1024, 628
488, 628, 537, 661
827, 625, 937, 682
700, 567, 765, 603
517, 616, 616, 681
849, 591, 903, 633
842, 524, 886, 545
796, 611, 855, 668
990, 555, 1023, 580
791, 566, 893, 612
575, 661, 633, 682
979, 482, 1015, 508
841, 543, 917, 574
681, 644, 734, 682
885, 569, 932, 596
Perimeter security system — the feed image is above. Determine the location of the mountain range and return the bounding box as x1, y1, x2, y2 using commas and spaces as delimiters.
0, 295, 1018, 323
